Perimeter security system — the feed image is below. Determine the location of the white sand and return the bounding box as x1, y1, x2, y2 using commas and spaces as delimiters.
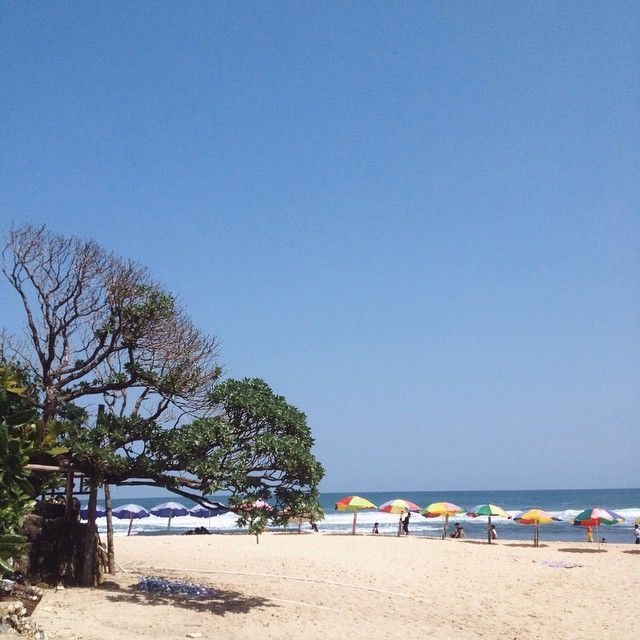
35, 532, 638, 639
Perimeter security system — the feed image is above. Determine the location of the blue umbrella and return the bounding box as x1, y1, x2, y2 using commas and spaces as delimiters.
150, 501, 189, 530
189, 502, 228, 528
80, 504, 107, 520
112, 504, 150, 536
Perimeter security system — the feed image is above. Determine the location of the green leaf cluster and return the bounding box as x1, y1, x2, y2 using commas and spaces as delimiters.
0, 365, 37, 573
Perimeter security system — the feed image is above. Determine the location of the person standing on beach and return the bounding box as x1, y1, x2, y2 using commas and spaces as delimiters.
634, 524, 640, 544
585, 526, 594, 543
402, 510, 411, 535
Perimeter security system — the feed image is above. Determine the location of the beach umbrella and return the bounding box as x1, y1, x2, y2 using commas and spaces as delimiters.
421, 502, 466, 539
379, 499, 421, 537
80, 504, 107, 520
150, 501, 189, 530
572, 508, 624, 549
335, 496, 377, 535
467, 504, 510, 544
189, 502, 228, 528
112, 504, 150, 536
513, 509, 561, 547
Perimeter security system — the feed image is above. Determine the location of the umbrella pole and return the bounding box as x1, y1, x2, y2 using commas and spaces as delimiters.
397, 515, 402, 537
443, 514, 449, 540
167, 515, 172, 531
352, 512, 357, 535
127, 519, 133, 536
487, 516, 492, 544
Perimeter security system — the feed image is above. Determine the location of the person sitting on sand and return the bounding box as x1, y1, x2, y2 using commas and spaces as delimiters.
372, 522, 379, 534
451, 523, 465, 539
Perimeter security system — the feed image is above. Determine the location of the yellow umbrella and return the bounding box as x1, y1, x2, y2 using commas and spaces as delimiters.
421, 502, 466, 539
513, 509, 561, 547
335, 496, 377, 535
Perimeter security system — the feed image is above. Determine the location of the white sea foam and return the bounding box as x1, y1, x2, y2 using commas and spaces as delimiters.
93, 504, 640, 537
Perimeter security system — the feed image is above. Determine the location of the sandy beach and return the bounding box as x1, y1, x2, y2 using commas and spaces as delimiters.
34, 532, 638, 639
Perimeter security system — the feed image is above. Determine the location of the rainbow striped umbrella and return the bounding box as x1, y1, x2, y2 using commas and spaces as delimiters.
335, 496, 377, 535
379, 499, 421, 537
378, 499, 421, 514
572, 507, 624, 548
513, 509, 561, 547
572, 508, 624, 527
421, 502, 466, 539
467, 504, 510, 544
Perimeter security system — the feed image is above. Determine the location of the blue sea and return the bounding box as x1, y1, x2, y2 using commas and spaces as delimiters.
94, 488, 640, 544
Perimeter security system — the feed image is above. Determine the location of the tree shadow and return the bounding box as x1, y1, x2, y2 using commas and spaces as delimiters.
100, 580, 275, 615
557, 547, 607, 554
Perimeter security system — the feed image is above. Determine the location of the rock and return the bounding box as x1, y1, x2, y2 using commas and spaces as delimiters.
54, 585, 64, 592
186, 634, 202, 638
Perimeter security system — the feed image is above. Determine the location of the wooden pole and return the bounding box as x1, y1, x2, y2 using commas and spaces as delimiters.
127, 519, 133, 536
104, 484, 115, 574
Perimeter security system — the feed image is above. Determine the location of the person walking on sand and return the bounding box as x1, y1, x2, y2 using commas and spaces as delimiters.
372, 522, 379, 534
634, 524, 640, 544
586, 526, 594, 543
488, 524, 497, 540
402, 510, 411, 535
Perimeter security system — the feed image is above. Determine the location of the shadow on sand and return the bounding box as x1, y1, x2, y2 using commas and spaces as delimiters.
503, 543, 549, 549
100, 580, 275, 615
557, 547, 607, 554
622, 549, 640, 555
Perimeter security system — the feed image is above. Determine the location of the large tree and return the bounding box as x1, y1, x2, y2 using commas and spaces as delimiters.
2, 225, 323, 584
64, 378, 324, 511
2, 224, 221, 425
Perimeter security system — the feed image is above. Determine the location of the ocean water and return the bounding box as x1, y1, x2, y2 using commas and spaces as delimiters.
92, 488, 640, 544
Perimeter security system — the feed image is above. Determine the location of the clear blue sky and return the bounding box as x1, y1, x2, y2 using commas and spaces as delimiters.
1, 2, 638, 492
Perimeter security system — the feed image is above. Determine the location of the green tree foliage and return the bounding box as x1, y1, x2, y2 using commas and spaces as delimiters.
0, 365, 37, 573
64, 378, 324, 518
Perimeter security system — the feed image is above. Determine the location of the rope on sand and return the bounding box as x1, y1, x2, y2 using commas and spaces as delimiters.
126, 565, 429, 603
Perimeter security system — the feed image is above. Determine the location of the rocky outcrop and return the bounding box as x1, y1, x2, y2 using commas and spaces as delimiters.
0, 600, 46, 639
18, 500, 83, 586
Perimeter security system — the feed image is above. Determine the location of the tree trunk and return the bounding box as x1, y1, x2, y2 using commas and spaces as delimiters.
80, 478, 98, 586
104, 484, 115, 574
64, 470, 74, 518
80, 404, 103, 586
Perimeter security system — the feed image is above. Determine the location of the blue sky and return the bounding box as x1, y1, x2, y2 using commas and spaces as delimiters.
1, 2, 638, 492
